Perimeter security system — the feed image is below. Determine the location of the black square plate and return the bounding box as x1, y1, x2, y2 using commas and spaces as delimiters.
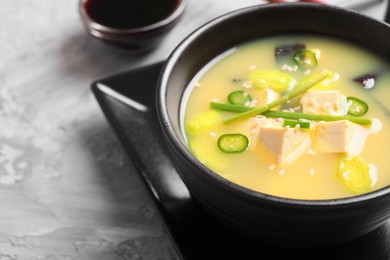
92, 61, 390, 260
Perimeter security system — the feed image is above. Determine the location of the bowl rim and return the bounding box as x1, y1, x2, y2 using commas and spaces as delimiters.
79, 0, 186, 34
157, 2, 390, 207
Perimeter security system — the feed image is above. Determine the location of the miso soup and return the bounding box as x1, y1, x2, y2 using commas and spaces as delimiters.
181, 34, 390, 200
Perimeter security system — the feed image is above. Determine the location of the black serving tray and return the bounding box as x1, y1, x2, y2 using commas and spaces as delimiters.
92, 61, 390, 260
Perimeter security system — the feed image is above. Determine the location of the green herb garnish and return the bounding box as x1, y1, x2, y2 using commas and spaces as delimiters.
347, 96, 369, 116
223, 71, 329, 124
209, 102, 372, 125
293, 49, 318, 70
217, 133, 249, 153
283, 119, 311, 129
228, 90, 252, 106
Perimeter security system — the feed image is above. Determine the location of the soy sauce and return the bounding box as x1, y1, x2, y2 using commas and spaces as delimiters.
84, 0, 180, 29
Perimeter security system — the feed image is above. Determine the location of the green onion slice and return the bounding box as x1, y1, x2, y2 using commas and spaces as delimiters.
228, 90, 252, 106
347, 96, 369, 116
217, 133, 249, 153
293, 49, 318, 70
283, 119, 311, 129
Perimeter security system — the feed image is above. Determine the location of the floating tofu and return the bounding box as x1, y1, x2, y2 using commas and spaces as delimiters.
300, 90, 347, 115
256, 88, 280, 106
313, 120, 368, 155
259, 126, 312, 165
232, 117, 269, 150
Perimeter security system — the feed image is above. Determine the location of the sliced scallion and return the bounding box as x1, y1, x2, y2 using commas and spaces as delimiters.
228, 90, 252, 106
347, 96, 369, 116
209, 102, 372, 125
283, 119, 311, 129
293, 49, 318, 70
217, 133, 249, 153
224, 71, 329, 124
262, 110, 372, 126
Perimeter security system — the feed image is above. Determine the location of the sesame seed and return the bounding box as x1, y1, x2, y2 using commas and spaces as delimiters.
281, 64, 288, 70
306, 148, 316, 155
342, 171, 350, 180
251, 100, 258, 106
209, 132, 217, 137
242, 81, 253, 89
249, 65, 257, 70
314, 49, 321, 59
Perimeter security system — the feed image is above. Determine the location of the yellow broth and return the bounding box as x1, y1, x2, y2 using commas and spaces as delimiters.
181, 34, 390, 200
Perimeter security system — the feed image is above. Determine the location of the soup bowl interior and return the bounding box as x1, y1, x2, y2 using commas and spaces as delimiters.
156, 3, 390, 247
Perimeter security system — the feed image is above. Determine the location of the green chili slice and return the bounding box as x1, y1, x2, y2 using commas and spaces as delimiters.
228, 90, 252, 106
217, 133, 249, 153
347, 96, 369, 116
293, 49, 318, 70
283, 119, 311, 129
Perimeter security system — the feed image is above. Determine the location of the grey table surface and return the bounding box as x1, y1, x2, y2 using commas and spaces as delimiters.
0, 0, 387, 259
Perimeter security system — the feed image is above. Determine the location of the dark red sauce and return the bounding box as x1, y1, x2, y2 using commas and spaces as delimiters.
84, 0, 180, 29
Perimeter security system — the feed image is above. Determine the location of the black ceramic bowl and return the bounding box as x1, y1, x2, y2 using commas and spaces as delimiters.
79, 0, 186, 52
156, 3, 390, 248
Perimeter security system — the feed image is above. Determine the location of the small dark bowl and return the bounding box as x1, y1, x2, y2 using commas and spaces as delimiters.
79, 0, 186, 53
156, 3, 390, 248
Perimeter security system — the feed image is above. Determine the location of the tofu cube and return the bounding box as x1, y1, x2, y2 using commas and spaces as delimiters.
300, 90, 347, 115
233, 117, 269, 150
256, 88, 280, 106
259, 126, 312, 165
313, 120, 367, 155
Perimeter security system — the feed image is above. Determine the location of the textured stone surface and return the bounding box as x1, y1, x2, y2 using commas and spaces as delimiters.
0, 0, 385, 259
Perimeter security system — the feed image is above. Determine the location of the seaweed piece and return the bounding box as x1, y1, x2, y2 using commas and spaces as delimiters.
275, 43, 306, 58
353, 72, 379, 89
